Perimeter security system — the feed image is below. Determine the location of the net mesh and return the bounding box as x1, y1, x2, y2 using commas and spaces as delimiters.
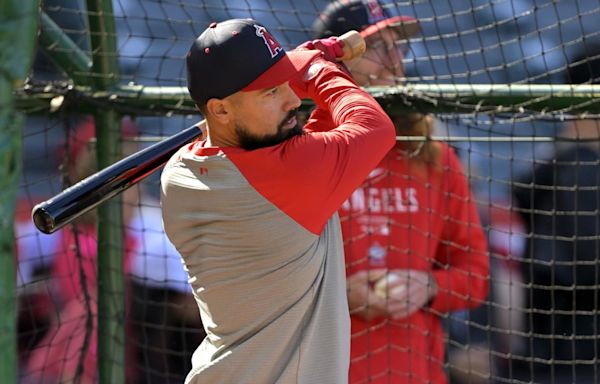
13, 0, 600, 383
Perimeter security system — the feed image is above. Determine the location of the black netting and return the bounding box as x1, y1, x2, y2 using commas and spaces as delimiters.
13, 1, 600, 383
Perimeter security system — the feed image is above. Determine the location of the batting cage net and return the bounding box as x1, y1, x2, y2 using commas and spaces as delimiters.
3, 0, 600, 383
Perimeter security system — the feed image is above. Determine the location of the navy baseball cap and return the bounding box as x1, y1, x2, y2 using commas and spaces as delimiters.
187, 19, 320, 106
313, 0, 419, 40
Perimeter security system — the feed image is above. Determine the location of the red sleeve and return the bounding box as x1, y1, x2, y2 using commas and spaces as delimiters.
224, 62, 395, 235
292, 58, 379, 134
429, 146, 490, 313
303, 107, 333, 133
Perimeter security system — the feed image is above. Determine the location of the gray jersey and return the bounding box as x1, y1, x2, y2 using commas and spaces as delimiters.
162, 146, 349, 383
161, 65, 395, 383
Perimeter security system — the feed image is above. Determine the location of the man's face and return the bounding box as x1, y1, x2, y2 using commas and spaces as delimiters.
345, 27, 407, 86
227, 82, 303, 150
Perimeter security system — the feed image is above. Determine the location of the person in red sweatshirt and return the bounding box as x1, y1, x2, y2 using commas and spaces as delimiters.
25, 117, 139, 383
313, 1, 490, 383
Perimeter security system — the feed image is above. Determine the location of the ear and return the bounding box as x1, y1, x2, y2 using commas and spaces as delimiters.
205, 98, 232, 124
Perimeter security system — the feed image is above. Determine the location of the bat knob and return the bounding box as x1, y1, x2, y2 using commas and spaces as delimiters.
32, 205, 54, 234
338, 30, 366, 61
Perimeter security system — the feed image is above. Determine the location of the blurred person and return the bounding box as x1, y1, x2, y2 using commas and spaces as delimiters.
14, 198, 61, 375
312, 1, 490, 383
448, 198, 528, 384
127, 194, 206, 383
479, 200, 527, 381
15, 200, 61, 288
484, 203, 527, 352
506, 43, 600, 384
160, 18, 395, 384
24, 117, 139, 383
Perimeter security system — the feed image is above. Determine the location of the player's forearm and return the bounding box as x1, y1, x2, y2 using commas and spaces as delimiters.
300, 60, 395, 145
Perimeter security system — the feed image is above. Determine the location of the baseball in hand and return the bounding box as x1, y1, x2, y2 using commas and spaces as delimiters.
374, 273, 405, 299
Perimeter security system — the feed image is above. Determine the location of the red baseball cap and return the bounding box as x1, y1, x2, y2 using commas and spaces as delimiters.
313, 0, 420, 41
186, 19, 320, 105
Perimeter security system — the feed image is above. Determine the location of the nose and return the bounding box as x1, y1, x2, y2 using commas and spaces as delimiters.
382, 46, 404, 76
284, 82, 302, 110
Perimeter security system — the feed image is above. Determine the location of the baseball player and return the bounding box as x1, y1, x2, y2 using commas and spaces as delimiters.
160, 18, 395, 383
313, 1, 490, 383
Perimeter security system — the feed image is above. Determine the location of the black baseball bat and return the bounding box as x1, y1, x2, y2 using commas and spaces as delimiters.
32, 123, 204, 234
31, 30, 366, 234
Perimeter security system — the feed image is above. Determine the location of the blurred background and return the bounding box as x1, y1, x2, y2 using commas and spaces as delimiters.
26, 0, 600, 199
7, 0, 600, 383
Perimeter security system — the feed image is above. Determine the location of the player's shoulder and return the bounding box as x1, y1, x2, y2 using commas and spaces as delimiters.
437, 142, 460, 166
164, 142, 192, 170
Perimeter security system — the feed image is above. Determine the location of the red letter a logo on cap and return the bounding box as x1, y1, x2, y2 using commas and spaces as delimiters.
254, 25, 282, 58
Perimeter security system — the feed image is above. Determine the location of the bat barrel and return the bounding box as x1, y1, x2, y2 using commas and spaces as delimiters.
32, 124, 204, 234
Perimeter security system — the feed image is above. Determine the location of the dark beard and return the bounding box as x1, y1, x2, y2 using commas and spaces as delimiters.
236, 110, 303, 151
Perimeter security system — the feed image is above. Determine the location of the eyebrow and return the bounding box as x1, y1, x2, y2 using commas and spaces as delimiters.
259, 84, 284, 95
258, 86, 278, 94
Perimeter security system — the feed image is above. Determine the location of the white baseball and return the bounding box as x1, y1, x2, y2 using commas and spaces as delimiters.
374, 273, 404, 299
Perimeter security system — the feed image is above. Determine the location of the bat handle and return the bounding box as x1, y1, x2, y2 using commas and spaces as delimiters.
337, 30, 366, 62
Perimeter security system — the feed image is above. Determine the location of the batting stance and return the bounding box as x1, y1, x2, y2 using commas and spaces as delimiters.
160, 19, 395, 383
